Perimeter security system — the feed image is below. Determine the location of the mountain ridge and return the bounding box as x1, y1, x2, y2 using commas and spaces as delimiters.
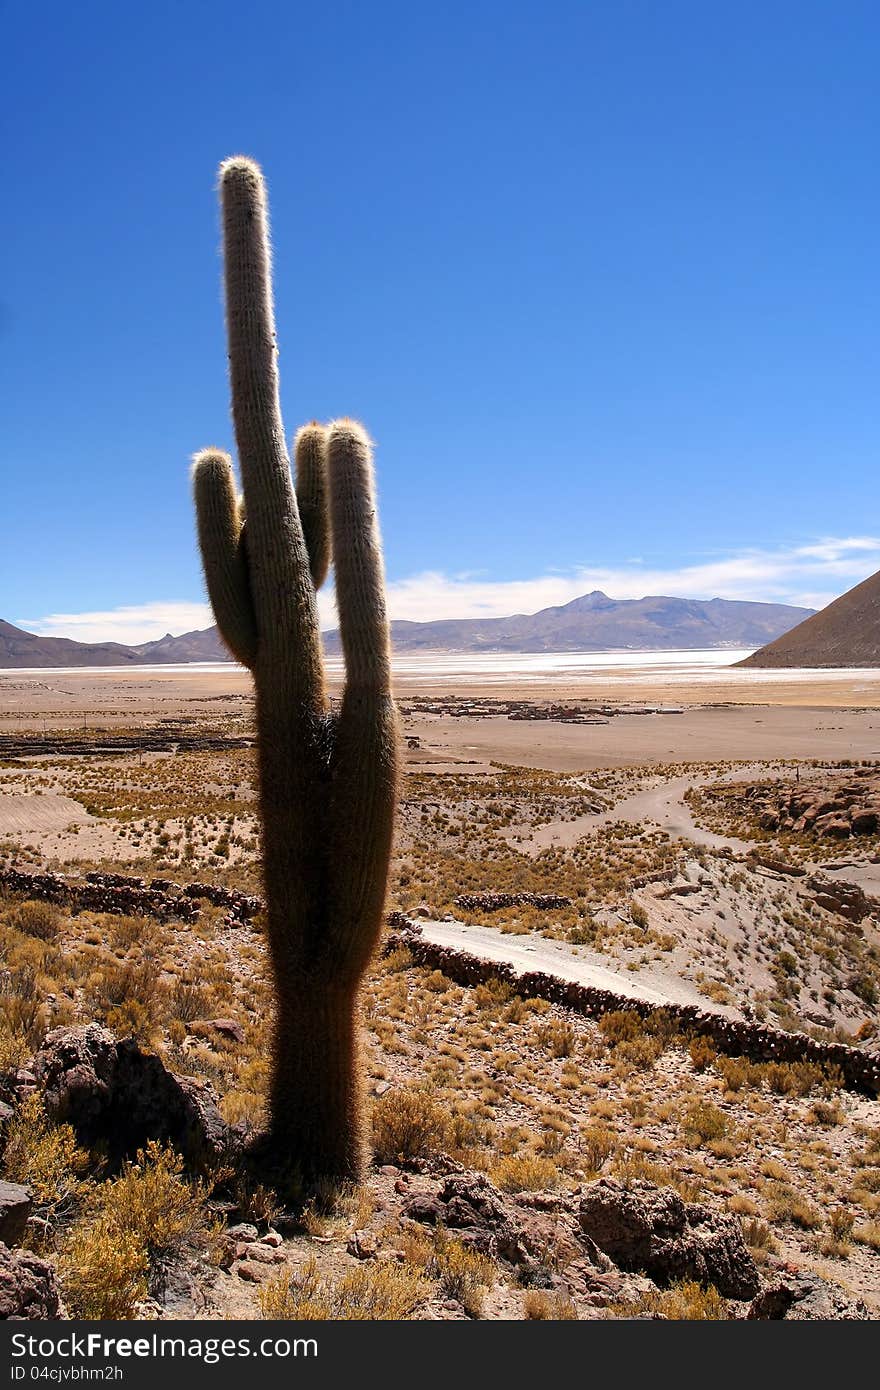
0, 592, 814, 668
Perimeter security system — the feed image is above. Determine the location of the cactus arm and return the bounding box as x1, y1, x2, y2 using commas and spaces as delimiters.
325, 419, 399, 979
293, 423, 331, 590
325, 420, 392, 692
192, 449, 258, 667
218, 157, 322, 694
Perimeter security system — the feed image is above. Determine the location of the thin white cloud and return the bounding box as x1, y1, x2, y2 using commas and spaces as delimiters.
378, 536, 880, 622
19, 602, 217, 647
18, 536, 880, 643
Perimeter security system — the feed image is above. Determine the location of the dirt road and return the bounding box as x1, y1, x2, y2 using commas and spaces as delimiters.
418, 917, 736, 1014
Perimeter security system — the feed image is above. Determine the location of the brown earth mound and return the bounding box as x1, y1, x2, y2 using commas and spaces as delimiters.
737, 567, 880, 668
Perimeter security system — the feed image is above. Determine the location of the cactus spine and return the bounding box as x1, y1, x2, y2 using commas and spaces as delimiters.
192, 157, 398, 1185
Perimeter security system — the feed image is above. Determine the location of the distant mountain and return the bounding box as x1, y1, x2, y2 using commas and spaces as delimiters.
0, 592, 814, 669
736, 569, 880, 668
0, 619, 141, 669
131, 628, 229, 663
326, 591, 816, 655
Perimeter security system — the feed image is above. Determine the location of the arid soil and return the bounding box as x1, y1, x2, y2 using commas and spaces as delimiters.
0, 668, 878, 1321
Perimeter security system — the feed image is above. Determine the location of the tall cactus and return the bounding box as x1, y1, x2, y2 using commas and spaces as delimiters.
192, 157, 399, 1185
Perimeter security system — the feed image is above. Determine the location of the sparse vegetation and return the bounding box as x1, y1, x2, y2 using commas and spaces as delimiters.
1, 714, 878, 1320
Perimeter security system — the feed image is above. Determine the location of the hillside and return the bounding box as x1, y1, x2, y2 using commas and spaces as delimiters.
1, 592, 813, 668
0, 704, 877, 1320
0, 619, 140, 669
131, 627, 229, 662
737, 569, 880, 669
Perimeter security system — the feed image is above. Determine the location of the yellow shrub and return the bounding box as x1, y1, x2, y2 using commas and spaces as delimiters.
598, 1010, 644, 1046
2, 1093, 87, 1207
621, 1279, 728, 1320
680, 1100, 729, 1146
58, 1141, 214, 1320
523, 1290, 578, 1319
95, 1141, 211, 1257
429, 1232, 495, 1316
60, 1217, 148, 1319
489, 1154, 559, 1192
372, 1089, 448, 1165
9, 899, 62, 941
260, 1258, 429, 1320
688, 1036, 717, 1072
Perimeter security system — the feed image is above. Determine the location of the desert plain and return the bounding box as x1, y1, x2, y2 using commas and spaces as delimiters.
1, 655, 879, 1320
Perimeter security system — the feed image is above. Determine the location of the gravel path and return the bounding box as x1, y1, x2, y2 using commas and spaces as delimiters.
525, 763, 799, 856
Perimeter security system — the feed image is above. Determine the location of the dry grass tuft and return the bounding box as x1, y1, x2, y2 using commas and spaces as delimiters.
372, 1089, 449, 1165
260, 1258, 429, 1320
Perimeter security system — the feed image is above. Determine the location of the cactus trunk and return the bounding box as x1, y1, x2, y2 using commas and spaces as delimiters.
269, 989, 365, 1179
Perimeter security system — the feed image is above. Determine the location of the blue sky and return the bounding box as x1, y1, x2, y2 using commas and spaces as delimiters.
3, 0, 879, 642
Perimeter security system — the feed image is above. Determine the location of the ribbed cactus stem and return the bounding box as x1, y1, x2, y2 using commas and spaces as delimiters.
326, 420, 391, 691
192, 157, 399, 1188
191, 449, 257, 667
219, 156, 323, 701
294, 423, 331, 590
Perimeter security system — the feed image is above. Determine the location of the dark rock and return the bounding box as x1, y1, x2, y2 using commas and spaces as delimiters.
403, 1195, 447, 1225
850, 809, 878, 835
814, 815, 851, 840
454, 892, 573, 913
439, 1173, 511, 1230
748, 1270, 871, 1320
578, 1178, 760, 1300
434, 1174, 534, 1263
226, 1223, 259, 1242
0, 1184, 32, 1246
404, 1174, 591, 1274
32, 1024, 230, 1166
202, 1018, 245, 1044
0, 1243, 65, 1319
807, 875, 874, 924
241, 1243, 284, 1264
746, 853, 805, 878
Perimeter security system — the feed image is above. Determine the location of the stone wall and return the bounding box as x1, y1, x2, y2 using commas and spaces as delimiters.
453, 891, 573, 912
384, 920, 880, 1094
0, 867, 259, 927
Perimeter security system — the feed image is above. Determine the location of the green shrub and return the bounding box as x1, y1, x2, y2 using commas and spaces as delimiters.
681, 1099, 729, 1146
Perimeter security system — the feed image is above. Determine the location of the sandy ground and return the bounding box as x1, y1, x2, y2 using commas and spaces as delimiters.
0, 792, 96, 835
0, 791, 132, 863
3, 668, 880, 769
407, 707, 880, 771
2, 658, 880, 714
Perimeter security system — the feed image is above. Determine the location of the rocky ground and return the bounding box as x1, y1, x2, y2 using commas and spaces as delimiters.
0, 702, 878, 1320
